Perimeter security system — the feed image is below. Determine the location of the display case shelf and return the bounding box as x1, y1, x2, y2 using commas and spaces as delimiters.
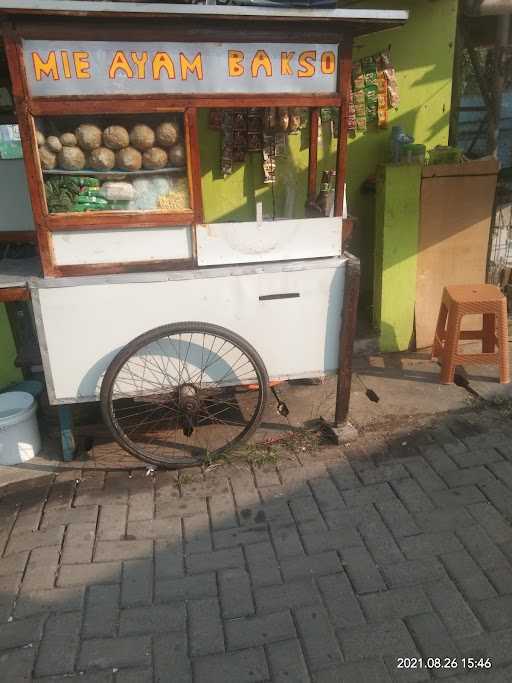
42, 167, 185, 177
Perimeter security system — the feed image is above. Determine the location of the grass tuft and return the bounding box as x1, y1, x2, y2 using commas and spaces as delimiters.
206, 427, 324, 470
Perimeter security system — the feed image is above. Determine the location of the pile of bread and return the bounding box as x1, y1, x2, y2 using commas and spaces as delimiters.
37, 122, 185, 172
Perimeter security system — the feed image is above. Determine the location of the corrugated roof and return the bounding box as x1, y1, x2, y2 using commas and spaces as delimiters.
0, 0, 408, 25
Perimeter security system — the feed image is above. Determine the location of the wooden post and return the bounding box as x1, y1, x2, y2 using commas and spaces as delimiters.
334, 43, 353, 219
307, 107, 319, 203
335, 254, 360, 426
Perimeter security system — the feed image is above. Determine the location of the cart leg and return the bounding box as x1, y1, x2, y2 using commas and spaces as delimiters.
322, 254, 360, 446
335, 254, 361, 426
58, 405, 76, 462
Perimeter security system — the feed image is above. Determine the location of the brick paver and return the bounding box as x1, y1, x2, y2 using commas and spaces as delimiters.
2, 410, 512, 680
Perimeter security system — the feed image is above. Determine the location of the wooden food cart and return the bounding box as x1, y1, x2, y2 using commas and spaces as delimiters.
0, 0, 407, 467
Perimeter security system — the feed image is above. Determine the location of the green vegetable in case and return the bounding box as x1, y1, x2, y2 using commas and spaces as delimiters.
76, 194, 109, 206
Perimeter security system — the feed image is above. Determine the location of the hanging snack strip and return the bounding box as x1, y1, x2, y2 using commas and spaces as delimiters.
347, 91, 356, 135
331, 107, 339, 138
362, 56, 378, 125
211, 106, 308, 180
221, 109, 234, 177
288, 107, 303, 134
376, 58, 388, 129
208, 108, 223, 131
352, 62, 367, 133
247, 108, 263, 152
232, 109, 248, 162
262, 133, 276, 184
380, 50, 400, 109
273, 133, 286, 157
350, 50, 399, 132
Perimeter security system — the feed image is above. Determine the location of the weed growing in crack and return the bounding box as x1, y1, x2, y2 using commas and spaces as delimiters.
204, 427, 325, 470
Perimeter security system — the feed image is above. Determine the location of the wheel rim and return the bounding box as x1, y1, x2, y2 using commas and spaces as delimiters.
106, 328, 267, 466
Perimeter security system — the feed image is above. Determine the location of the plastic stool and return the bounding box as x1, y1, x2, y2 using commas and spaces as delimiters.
432, 284, 510, 385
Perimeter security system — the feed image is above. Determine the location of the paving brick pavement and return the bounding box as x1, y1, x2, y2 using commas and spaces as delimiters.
1, 411, 512, 680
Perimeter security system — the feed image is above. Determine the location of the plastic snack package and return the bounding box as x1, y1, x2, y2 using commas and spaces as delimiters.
263, 107, 277, 131
348, 91, 357, 134
233, 109, 247, 131
377, 93, 388, 128
262, 133, 276, 183
274, 132, 287, 157
247, 131, 263, 152
208, 109, 223, 130
362, 56, 378, 87
352, 61, 365, 91
380, 50, 400, 109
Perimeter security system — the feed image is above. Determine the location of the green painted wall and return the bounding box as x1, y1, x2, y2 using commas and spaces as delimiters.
0, 304, 21, 389
198, 1, 458, 313
346, 0, 459, 309
374, 164, 421, 352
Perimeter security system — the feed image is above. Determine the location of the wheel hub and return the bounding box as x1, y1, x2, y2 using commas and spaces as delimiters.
178, 384, 200, 414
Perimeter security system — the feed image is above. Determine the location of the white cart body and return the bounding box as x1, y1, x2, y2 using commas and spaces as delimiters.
32, 256, 346, 404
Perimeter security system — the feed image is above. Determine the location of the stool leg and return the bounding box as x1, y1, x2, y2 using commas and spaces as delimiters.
432, 302, 448, 360
482, 313, 496, 353
440, 310, 462, 384
497, 300, 510, 384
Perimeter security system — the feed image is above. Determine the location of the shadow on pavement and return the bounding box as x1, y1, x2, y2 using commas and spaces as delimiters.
0, 402, 512, 681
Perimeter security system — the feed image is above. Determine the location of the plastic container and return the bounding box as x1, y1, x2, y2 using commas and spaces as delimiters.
428, 145, 463, 165
402, 143, 426, 165
0, 392, 41, 464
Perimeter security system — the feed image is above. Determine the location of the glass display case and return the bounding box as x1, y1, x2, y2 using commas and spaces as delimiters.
35, 114, 190, 215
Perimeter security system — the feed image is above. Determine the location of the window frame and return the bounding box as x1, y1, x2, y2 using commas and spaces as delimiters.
31, 104, 196, 230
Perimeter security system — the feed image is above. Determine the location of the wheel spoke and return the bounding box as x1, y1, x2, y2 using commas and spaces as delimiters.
187, 338, 232, 385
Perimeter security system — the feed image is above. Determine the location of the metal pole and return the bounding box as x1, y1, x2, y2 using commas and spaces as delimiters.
449, 18, 463, 147
489, 14, 510, 158
334, 254, 360, 426
463, 26, 495, 117
465, 0, 512, 16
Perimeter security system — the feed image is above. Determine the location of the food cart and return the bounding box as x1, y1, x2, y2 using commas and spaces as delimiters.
0, 0, 407, 467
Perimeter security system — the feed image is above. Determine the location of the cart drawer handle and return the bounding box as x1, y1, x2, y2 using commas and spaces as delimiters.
259, 293, 300, 301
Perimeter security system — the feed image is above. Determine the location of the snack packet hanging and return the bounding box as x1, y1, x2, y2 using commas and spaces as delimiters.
348, 91, 357, 134
208, 109, 223, 130
352, 61, 365, 91
376, 59, 389, 128
365, 85, 378, 124
377, 93, 388, 128
362, 56, 378, 87
262, 133, 276, 184
380, 50, 400, 109
221, 109, 234, 176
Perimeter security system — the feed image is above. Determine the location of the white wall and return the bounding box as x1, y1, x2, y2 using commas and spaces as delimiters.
0, 159, 35, 232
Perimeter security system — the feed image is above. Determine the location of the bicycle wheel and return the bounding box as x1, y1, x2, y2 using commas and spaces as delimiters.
100, 321, 269, 468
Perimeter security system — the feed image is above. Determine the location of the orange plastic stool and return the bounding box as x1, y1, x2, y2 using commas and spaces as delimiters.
432, 284, 510, 385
